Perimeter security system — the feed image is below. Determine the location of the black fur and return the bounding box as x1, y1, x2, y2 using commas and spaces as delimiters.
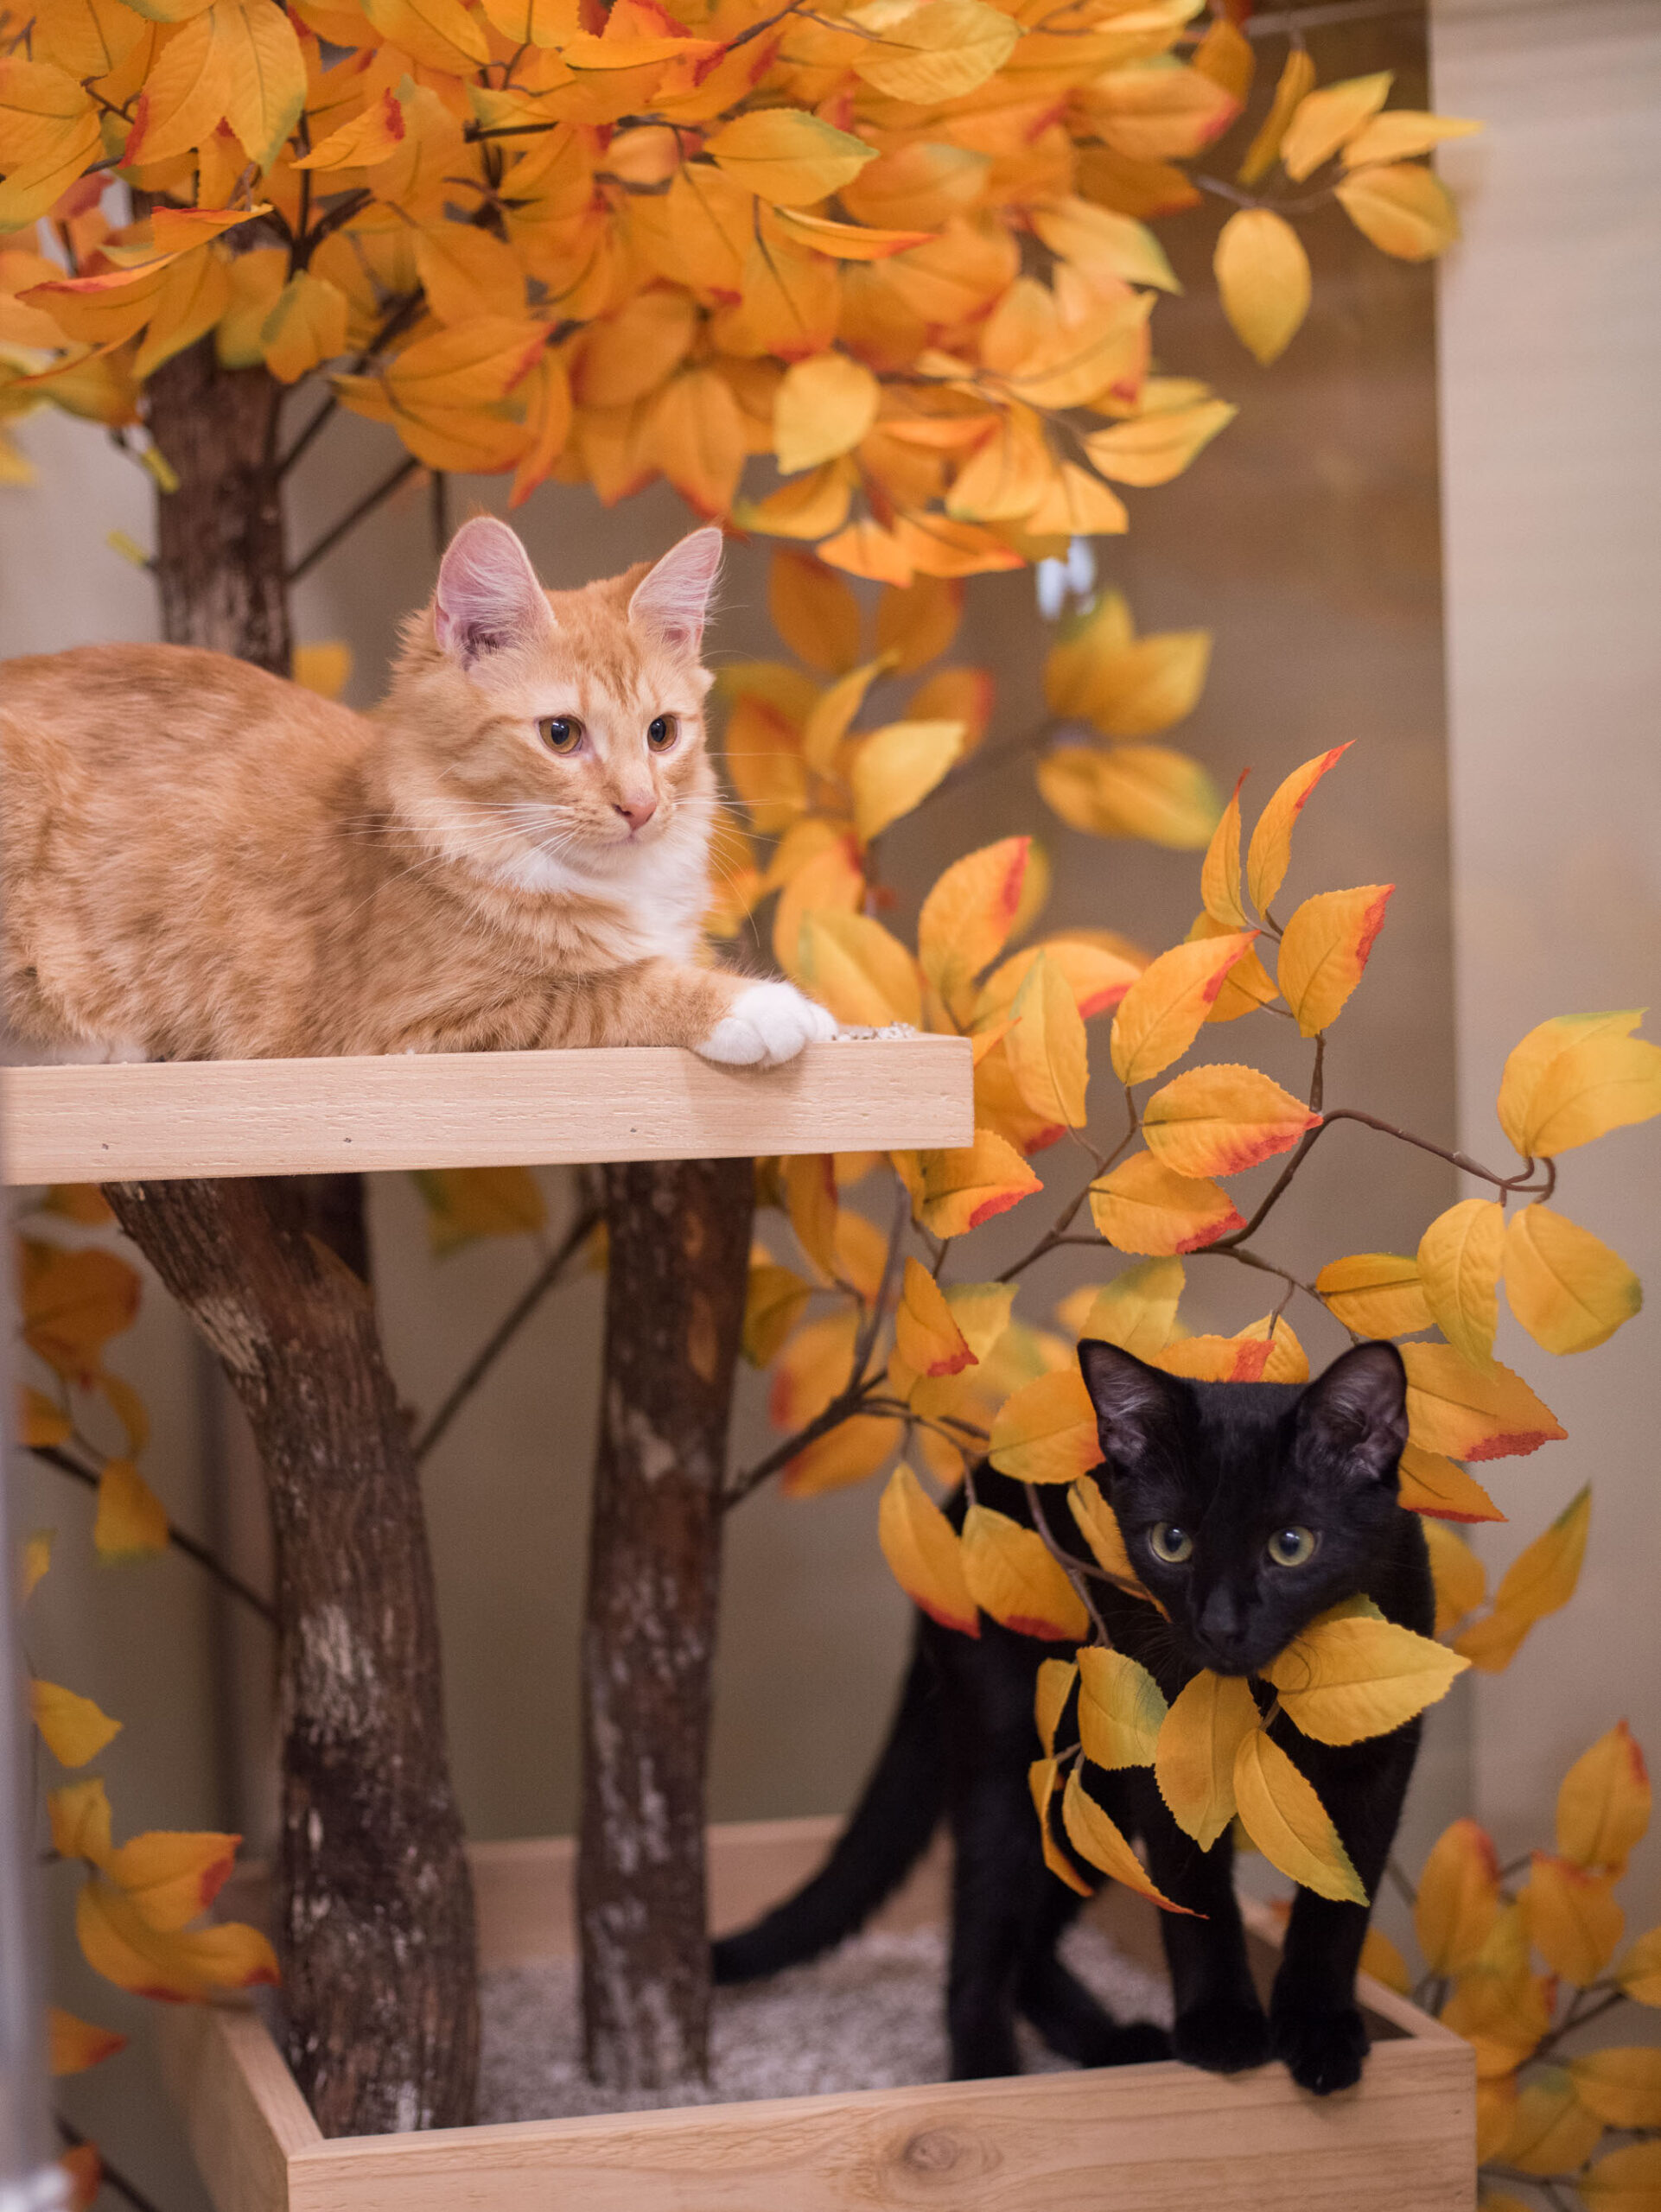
714, 1340, 1433, 2097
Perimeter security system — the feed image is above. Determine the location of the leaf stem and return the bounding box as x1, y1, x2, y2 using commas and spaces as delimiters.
30, 1443, 274, 1624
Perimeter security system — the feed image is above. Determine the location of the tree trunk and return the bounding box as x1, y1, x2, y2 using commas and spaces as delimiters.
121, 343, 479, 2136
104, 1179, 478, 2133
578, 1158, 754, 2090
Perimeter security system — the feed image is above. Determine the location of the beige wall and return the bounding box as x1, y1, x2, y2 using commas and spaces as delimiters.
1430, 0, 1661, 1919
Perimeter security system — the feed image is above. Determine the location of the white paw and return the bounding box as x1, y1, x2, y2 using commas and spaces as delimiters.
697, 982, 837, 1069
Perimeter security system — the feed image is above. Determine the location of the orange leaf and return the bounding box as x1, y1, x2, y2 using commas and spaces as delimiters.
1141, 1063, 1318, 1178
1402, 1344, 1565, 1462
1062, 1766, 1191, 1912
1557, 1721, 1651, 1876
1276, 884, 1394, 1037
1090, 1152, 1242, 1257
1155, 1671, 1259, 1850
878, 1463, 977, 1637
1110, 933, 1259, 1084
960, 1503, 1087, 1641
92, 1459, 168, 1560
1397, 1445, 1503, 1524
1521, 1853, 1624, 1985
1244, 743, 1351, 912
48, 2005, 126, 2076
19, 1240, 140, 1382
77, 1876, 278, 2001
988, 1367, 1098, 1487
919, 1130, 1042, 1238
918, 837, 1030, 1017
1415, 1815, 1500, 1974
1029, 1758, 1091, 1897
32, 1680, 121, 1767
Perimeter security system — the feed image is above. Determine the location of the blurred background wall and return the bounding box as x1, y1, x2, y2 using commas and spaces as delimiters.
4, 0, 1658, 2202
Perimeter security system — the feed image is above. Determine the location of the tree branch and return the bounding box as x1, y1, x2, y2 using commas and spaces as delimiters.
30, 1443, 275, 1625
286, 455, 421, 585
56, 2116, 167, 2212
413, 1202, 600, 1464
723, 1370, 885, 1509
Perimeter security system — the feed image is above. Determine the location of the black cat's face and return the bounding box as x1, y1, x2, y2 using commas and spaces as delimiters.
1077, 1338, 1410, 1678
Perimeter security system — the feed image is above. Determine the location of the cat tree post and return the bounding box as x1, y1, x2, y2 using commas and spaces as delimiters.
578, 1156, 754, 2090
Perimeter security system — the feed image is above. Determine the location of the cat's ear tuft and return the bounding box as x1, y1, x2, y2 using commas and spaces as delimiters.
629, 527, 723, 655
1299, 1342, 1408, 1485
1078, 1339, 1181, 1467
433, 517, 552, 665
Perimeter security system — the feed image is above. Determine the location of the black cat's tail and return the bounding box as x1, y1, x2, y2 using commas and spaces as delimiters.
712, 1638, 945, 1984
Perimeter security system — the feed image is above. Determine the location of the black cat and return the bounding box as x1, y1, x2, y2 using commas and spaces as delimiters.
715, 1338, 1433, 2097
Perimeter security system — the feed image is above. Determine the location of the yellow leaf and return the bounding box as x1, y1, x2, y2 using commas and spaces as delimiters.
1416, 1198, 1505, 1369
960, 1503, 1088, 1641
1082, 399, 1236, 486
1040, 742, 1220, 849
769, 550, 861, 675
771, 207, 934, 261
1233, 1728, 1366, 1903
1498, 1009, 1661, 1160
1079, 1646, 1167, 1770
1191, 14, 1253, 104
1067, 1473, 1151, 1599
1261, 1609, 1468, 1745
1090, 1152, 1242, 1258
1213, 208, 1309, 365
1238, 47, 1315, 187
119, 16, 233, 165
1156, 1318, 1308, 1385
989, 1367, 1098, 1487
261, 270, 348, 385
1398, 1445, 1503, 1525
77, 1876, 278, 2001
1062, 1766, 1193, 1911
647, 367, 746, 518
1522, 1853, 1623, 1984
49, 1777, 112, 1865
783, 1151, 839, 1281
1029, 194, 1180, 296
48, 2005, 126, 2077
20, 1240, 140, 1384
1619, 1925, 1661, 2005
851, 720, 964, 843
780, 1413, 903, 1497
1155, 1671, 1259, 1850
1505, 1205, 1642, 1355
104, 1827, 241, 1933
1034, 1657, 1074, 1756
1026, 461, 1130, 538
1065, 1259, 1183, 1359
1244, 743, 1351, 913
1200, 771, 1248, 931
799, 912, 922, 1029
1190, 913, 1279, 1024
742, 1262, 812, 1367
1454, 1486, 1589, 1671
1334, 162, 1459, 261
1582, 2143, 1661, 2212
1110, 932, 1260, 1086
1569, 2047, 1661, 2130
31, 1681, 121, 1767
1029, 1756, 1093, 1895
38, 1185, 116, 1227
1079, 631, 1211, 744
1277, 884, 1395, 1037
1044, 590, 1130, 720
919, 836, 1031, 1014
1557, 1720, 1651, 1875
878, 1463, 978, 1637
851, 0, 1019, 104
292, 641, 351, 700
770, 1307, 856, 1431
1280, 71, 1393, 181
22, 1529, 54, 1599
415, 225, 525, 328
1441, 1949, 1551, 2077
801, 655, 889, 778
20, 1385, 72, 1449
1423, 1518, 1486, 1635
875, 575, 962, 674
293, 83, 405, 169
1142, 1063, 1318, 1179
706, 110, 875, 209
411, 1166, 545, 1255
1003, 955, 1088, 1131
360, 0, 488, 70
1403, 1343, 1565, 1464
919, 1129, 1042, 1237
213, 0, 305, 169
976, 938, 1140, 1031
895, 1257, 975, 1380
92, 1460, 168, 1561
1499, 2069, 1605, 2178
1314, 1252, 1432, 1338
1344, 111, 1482, 168
773, 353, 879, 475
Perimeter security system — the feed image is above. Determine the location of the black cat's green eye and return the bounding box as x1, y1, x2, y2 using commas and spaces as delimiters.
540, 716, 583, 755
1267, 1526, 1318, 1567
647, 715, 678, 751
1149, 1523, 1193, 1565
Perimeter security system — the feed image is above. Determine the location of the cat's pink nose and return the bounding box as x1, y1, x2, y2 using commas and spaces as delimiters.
614, 793, 658, 831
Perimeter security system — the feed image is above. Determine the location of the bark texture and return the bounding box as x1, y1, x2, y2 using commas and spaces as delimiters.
105, 1179, 479, 2135
146, 342, 290, 676
124, 345, 477, 2138
578, 1157, 754, 2090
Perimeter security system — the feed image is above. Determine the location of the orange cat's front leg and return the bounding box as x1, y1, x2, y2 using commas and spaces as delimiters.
540, 961, 837, 1067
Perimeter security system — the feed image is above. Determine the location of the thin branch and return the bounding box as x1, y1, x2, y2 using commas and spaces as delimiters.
724, 1370, 885, 1509
1383, 1854, 1416, 1911
286, 455, 421, 585
996, 1090, 1140, 1286
56, 2113, 166, 2212
850, 1174, 909, 1385
413, 1203, 600, 1464
1024, 1480, 1109, 1643
30, 1444, 274, 1625
1533, 1985, 1628, 2063
277, 391, 336, 478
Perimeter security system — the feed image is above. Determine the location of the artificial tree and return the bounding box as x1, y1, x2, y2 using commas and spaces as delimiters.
0, 0, 1488, 2145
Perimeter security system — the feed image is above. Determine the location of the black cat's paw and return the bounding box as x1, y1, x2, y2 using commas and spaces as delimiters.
1174, 1999, 1271, 2075
1079, 2018, 1172, 2069
1271, 2001, 1370, 2096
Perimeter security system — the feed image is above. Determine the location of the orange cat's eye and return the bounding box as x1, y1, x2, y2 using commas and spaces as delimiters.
540, 716, 583, 754
647, 715, 678, 752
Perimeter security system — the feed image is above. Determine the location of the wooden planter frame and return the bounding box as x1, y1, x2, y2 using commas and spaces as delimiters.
161, 1819, 1475, 2212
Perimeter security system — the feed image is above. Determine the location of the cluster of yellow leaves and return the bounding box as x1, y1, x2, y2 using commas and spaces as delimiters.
0, 0, 1473, 540
1392, 1726, 1661, 2211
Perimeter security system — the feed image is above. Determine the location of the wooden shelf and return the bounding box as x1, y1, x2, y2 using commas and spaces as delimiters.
0, 1036, 972, 1185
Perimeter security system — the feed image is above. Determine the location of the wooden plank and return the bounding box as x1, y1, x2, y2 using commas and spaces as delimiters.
156, 2004, 321, 2212
0, 1035, 971, 1183
290, 2039, 1473, 2212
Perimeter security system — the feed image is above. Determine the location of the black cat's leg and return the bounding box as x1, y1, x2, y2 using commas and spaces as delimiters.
1128, 1771, 1270, 2075
945, 1761, 1032, 2079
1015, 1877, 1171, 2067
1270, 1721, 1420, 2096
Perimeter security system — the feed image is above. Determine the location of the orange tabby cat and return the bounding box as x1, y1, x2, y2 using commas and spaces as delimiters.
1, 518, 835, 1067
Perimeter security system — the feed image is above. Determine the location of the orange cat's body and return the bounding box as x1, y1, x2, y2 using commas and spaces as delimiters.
0, 523, 833, 1068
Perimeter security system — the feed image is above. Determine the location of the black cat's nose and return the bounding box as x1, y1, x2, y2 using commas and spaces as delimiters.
1197, 1586, 1252, 1668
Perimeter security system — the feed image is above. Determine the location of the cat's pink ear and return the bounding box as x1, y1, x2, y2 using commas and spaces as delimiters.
433, 517, 552, 664
629, 528, 723, 655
